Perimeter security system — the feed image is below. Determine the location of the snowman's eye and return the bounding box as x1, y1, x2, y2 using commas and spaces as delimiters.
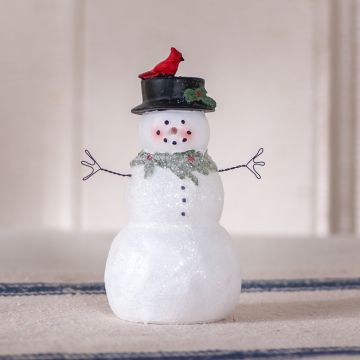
181, 120, 185, 124
164, 120, 169, 125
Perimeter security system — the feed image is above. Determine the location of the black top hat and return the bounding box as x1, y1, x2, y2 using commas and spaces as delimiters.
131, 76, 216, 115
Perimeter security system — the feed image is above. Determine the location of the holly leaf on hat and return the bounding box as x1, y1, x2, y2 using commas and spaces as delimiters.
183, 88, 197, 102
184, 86, 216, 109
200, 94, 216, 108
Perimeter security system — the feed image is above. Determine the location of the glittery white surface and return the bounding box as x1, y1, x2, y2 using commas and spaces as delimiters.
105, 222, 241, 324
128, 167, 223, 224
105, 110, 241, 324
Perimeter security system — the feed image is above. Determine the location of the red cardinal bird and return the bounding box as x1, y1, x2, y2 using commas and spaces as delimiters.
138, 47, 184, 79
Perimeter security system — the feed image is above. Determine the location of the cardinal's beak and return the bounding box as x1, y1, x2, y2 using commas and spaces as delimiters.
181, 57, 184, 61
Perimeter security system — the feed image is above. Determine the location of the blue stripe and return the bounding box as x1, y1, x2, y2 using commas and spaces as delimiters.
1, 347, 360, 360
0, 278, 360, 296
243, 278, 360, 292
1, 278, 360, 296
0, 282, 105, 296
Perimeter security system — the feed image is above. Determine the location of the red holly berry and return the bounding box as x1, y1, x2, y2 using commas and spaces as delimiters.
188, 155, 195, 163
195, 91, 202, 97
147, 154, 153, 160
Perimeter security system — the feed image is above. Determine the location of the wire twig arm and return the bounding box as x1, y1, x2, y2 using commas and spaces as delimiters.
81, 149, 132, 181
218, 147, 265, 179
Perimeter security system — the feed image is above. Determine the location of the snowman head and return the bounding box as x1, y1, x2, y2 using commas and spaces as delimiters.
139, 110, 210, 154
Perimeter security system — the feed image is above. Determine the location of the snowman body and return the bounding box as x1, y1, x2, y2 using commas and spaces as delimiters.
105, 110, 241, 324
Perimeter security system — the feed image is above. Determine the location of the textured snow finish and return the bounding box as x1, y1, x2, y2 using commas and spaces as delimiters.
128, 168, 223, 225
105, 223, 241, 324
105, 110, 241, 323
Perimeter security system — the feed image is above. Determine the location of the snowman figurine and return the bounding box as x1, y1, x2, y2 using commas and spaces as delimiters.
82, 50, 264, 324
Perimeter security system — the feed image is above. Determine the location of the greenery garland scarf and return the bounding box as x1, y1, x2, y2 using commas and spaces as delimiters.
130, 150, 218, 186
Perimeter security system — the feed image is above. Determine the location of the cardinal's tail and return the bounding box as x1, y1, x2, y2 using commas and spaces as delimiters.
138, 70, 157, 79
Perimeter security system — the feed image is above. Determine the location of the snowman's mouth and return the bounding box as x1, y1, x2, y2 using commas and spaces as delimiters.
163, 137, 189, 145
162, 125, 191, 145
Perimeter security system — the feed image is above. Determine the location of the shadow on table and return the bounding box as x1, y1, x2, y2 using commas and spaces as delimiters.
86, 290, 360, 326
224, 295, 360, 323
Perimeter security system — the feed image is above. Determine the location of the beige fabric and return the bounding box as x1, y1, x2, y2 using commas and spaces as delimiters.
1, 232, 360, 357
1, 290, 360, 355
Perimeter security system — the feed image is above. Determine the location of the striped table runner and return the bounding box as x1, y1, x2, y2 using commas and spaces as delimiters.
1, 278, 360, 359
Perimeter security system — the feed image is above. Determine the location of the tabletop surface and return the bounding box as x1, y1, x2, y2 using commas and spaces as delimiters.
1, 231, 360, 359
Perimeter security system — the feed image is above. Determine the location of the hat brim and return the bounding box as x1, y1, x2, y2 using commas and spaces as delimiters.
131, 99, 215, 115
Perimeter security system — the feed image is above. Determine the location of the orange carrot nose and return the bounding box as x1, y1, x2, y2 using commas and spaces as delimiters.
170, 127, 178, 134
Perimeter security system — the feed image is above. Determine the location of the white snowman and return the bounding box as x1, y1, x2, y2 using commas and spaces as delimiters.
82, 56, 264, 324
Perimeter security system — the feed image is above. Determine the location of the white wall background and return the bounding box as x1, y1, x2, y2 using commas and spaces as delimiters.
0, 0, 359, 236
